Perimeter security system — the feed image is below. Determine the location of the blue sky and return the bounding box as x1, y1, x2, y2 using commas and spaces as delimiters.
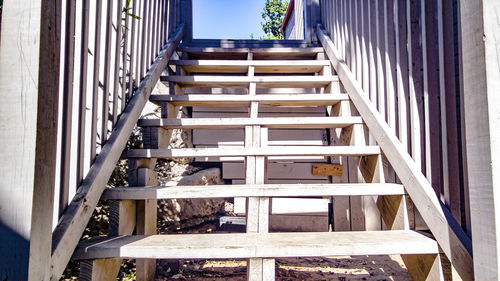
193, 0, 269, 39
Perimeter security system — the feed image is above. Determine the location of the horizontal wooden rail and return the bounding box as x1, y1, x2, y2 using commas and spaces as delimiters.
125, 146, 381, 159
137, 117, 363, 129
49, 24, 184, 281
149, 93, 349, 106
102, 183, 405, 200
317, 25, 473, 280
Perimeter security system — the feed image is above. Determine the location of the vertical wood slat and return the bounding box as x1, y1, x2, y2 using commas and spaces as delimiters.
442, 0, 464, 227
129, 0, 138, 97
384, 0, 396, 132
121, 0, 130, 111
102, 0, 114, 144
60, 0, 77, 215
146, 0, 153, 66
406, 0, 423, 171
374, 0, 385, 119
140, 0, 148, 80
112, 0, 123, 125
368, 0, 377, 108
77, 0, 91, 185
90, 0, 103, 163
395, 0, 409, 151
422, 0, 443, 194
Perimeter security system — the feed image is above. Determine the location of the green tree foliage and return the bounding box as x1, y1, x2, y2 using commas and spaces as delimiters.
261, 0, 289, 40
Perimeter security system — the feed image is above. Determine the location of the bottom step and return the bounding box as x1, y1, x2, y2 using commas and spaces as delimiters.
74, 231, 438, 260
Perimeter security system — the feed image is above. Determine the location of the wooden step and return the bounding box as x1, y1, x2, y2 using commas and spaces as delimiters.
170, 60, 330, 73
161, 76, 338, 88
102, 183, 405, 200
73, 231, 438, 260
125, 146, 381, 159
180, 47, 324, 60
149, 94, 349, 107
137, 117, 363, 129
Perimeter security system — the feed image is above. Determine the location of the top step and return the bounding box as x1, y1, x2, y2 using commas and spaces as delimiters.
179, 47, 325, 60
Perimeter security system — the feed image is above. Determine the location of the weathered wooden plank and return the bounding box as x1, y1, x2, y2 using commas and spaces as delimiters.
312, 164, 343, 177
138, 116, 363, 129
0, 0, 61, 279
102, 183, 405, 200
50, 25, 185, 280
170, 60, 329, 74
317, 25, 473, 281
126, 146, 381, 158
150, 93, 349, 107
162, 75, 339, 88
460, 0, 500, 279
73, 231, 439, 260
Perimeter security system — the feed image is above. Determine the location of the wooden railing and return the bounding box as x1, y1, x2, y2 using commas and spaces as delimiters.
317, 25, 473, 281
56, 0, 184, 221
45, 0, 188, 279
318, 0, 469, 234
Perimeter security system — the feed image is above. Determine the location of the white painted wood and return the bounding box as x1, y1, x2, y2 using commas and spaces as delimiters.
138, 117, 363, 129
317, 25, 473, 281
460, 0, 500, 279
50, 25, 185, 280
126, 146, 381, 158
73, 231, 439, 260
162, 75, 339, 88
150, 93, 349, 107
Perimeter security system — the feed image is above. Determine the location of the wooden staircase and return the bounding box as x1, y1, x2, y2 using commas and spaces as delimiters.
74, 46, 445, 281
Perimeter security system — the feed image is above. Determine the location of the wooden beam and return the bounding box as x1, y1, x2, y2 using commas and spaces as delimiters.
317, 25, 473, 281
49, 24, 184, 280
102, 183, 405, 199
138, 117, 363, 129
73, 231, 439, 260
125, 146, 381, 158
149, 93, 349, 107
0, 0, 61, 280
460, 0, 500, 279
162, 75, 339, 88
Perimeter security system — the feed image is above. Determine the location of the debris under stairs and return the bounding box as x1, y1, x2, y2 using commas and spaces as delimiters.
74, 45, 445, 281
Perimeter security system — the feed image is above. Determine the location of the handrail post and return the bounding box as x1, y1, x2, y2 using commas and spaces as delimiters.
0, 0, 62, 280
181, 0, 193, 43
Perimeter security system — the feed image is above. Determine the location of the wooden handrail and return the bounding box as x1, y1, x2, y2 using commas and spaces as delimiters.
49, 24, 185, 281
316, 25, 474, 281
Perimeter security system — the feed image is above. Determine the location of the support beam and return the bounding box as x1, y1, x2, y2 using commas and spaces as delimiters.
0, 1, 61, 280
460, 1, 500, 279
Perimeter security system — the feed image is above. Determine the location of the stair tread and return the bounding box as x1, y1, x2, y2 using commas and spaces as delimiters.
170, 60, 330, 74
161, 75, 338, 88
137, 117, 363, 129
73, 230, 438, 260
180, 47, 324, 60
102, 183, 405, 200
149, 94, 349, 106
125, 146, 381, 159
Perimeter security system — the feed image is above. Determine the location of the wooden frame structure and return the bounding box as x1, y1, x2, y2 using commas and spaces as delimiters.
0, 0, 499, 280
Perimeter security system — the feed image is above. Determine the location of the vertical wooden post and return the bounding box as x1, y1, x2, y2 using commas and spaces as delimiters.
0, 0, 61, 280
460, 0, 500, 279
180, 0, 192, 43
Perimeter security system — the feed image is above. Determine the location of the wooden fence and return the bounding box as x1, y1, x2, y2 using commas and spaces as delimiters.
319, 0, 470, 234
